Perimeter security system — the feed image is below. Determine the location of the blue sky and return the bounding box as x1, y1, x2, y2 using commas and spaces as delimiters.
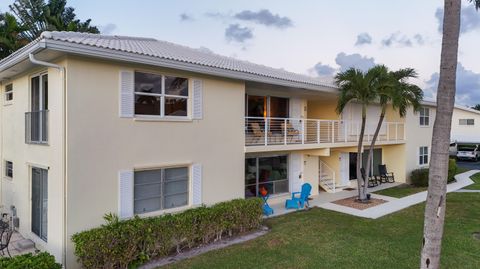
1, 0, 480, 105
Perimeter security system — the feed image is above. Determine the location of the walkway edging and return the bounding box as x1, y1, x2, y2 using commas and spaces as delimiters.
318, 170, 478, 219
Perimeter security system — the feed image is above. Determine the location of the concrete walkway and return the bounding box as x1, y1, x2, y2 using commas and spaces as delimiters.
455, 189, 480, 193
318, 170, 477, 219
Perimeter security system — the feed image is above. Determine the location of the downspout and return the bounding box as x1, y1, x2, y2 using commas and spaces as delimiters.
28, 53, 67, 267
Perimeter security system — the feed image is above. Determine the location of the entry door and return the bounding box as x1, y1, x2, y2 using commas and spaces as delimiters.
339, 153, 350, 186
32, 167, 48, 241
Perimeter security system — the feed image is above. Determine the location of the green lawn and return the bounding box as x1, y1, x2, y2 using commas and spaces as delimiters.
165, 193, 480, 269
464, 173, 480, 190
373, 184, 427, 198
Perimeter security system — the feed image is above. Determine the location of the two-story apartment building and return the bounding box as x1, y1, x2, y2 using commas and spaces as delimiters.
0, 32, 441, 268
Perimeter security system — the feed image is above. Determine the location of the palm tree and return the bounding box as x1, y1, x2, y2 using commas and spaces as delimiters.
9, 0, 99, 41
421, 1, 479, 268
335, 68, 378, 201
363, 67, 423, 190
0, 12, 28, 59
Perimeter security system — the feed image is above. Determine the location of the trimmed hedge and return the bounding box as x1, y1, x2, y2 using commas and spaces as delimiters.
72, 198, 263, 269
411, 159, 457, 187
0, 252, 61, 269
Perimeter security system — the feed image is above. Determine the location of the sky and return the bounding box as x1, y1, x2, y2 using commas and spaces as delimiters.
1, 0, 480, 106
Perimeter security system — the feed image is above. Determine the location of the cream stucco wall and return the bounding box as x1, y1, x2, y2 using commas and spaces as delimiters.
0, 63, 66, 262
64, 57, 245, 267
450, 107, 480, 142
404, 105, 435, 182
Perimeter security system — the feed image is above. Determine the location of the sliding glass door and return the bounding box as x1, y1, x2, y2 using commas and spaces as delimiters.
245, 95, 289, 118
32, 167, 48, 241
245, 155, 289, 198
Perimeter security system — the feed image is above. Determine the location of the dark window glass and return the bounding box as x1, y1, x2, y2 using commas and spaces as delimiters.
247, 95, 266, 117
32, 167, 48, 241
165, 76, 188, 96
42, 74, 48, 110
5, 84, 13, 101
134, 72, 162, 94
245, 156, 288, 197
165, 97, 187, 116
269, 97, 289, 118
5, 161, 12, 178
135, 95, 161, 115
31, 77, 40, 111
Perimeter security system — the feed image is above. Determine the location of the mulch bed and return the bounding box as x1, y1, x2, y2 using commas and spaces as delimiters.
332, 196, 387, 210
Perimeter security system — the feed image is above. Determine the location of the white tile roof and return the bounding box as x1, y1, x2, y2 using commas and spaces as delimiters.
40, 31, 336, 89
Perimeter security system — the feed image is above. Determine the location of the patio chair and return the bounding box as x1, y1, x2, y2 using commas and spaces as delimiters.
285, 183, 312, 209
249, 122, 271, 144
379, 164, 395, 183
0, 229, 13, 257
361, 168, 378, 188
281, 121, 300, 143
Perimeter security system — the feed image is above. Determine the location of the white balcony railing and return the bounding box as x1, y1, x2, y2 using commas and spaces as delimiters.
245, 117, 405, 147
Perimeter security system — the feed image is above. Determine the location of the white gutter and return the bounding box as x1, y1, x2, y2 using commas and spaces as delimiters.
28, 53, 62, 70
29, 53, 67, 267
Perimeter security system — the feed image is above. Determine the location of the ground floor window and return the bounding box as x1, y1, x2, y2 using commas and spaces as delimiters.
419, 146, 429, 165
134, 167, 189, 214
245, 155, 288, 198
31, 167, 48, 241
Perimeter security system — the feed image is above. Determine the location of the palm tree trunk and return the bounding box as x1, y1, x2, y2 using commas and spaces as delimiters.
364, 108, 386, 196
420, 0, 461, 268
356, 105, 367, 200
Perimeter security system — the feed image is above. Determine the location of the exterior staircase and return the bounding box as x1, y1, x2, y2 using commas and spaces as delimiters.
319, 160, 336, 193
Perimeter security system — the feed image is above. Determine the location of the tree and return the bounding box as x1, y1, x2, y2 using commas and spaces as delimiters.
0, 12, 28, 59
335, 68, 379, 201
420, 1, 479, 268
9, 0, 99, 41
364, 66, 423, 193
472, 104, 480, 111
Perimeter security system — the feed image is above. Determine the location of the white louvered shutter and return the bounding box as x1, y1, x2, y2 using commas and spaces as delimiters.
118, 170, 134, 219
192, 79, 203, 120
119, 70, 134, 118
192, 164, 202, 205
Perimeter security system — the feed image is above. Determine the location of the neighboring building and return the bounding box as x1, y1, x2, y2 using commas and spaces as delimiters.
0, 32, 439, 268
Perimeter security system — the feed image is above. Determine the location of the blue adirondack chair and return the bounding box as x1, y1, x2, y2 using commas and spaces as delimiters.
285, 183, 312, 209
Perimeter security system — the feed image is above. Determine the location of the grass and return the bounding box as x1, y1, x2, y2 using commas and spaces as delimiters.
464, 173, 480, 190
373, 184, 427, 198
374, 165, 473, 198
165, 193, 480, 269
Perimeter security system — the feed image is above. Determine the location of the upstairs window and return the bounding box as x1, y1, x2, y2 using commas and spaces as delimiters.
5, 161, 13, 178
134, 72, 188, 117
4, 84, 13, 102
459, 119, 474, 126
419, 107, 430, 126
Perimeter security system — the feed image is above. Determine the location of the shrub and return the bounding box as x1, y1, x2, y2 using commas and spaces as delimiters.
410, 159, 458, 187
72, 198, 263, 269
411, 168, 429, 187
0, 252, 61, 269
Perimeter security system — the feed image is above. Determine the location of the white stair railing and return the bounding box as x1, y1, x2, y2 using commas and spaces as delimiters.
319, 160, 336, 193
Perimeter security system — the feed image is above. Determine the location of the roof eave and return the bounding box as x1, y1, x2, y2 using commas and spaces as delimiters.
43, 39, 338, 93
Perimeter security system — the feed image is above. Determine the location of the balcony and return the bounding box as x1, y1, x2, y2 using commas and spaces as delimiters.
25, 110, 48, 144
245, 117, 405, 149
